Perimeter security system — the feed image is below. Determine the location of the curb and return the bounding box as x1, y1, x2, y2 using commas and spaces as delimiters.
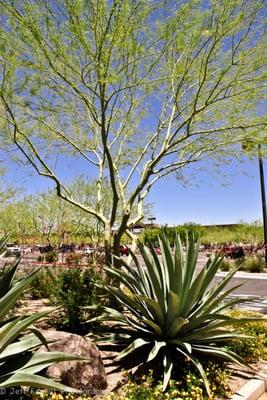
215, 272, 267, 280
231, 364, 267, 400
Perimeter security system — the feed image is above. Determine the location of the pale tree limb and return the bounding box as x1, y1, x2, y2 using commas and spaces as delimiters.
0, 94, 108, 225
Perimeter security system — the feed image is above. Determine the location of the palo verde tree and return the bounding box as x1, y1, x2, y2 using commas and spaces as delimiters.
25, 177, 125, 245
0, 0, 266, 262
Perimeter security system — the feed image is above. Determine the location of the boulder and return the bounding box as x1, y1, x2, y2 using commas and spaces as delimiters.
39, 330, 107, 392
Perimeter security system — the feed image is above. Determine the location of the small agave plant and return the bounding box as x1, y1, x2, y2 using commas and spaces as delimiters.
92, 233, 261, 396
0, 235, 79, 392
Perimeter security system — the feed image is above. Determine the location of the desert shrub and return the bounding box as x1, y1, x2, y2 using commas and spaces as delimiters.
227, 334, 265, 362
200, 222, 263, 245
54, 266, 104, 331
65, 252, 83, 267
142, 223, 202, 246
30, 268, 55, 299
0, 234, 80, 393
45, 250, 58, 263
105, 363, 232, 400
219, 258, 232, 271
37, 252, 58, 264
240, 255, 265, 273
232, 256, 245, 268
227, 309, 267, 362
23, 391, 93, 400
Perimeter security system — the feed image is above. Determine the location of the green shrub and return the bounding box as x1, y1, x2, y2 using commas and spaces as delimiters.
54, 267, 104, 331
227, 334, 265, 363
142, 223, 202, 247
45, 250, 58, 263
227, 309, 267, 362
93, 234, 257, 396
30, 268, 55, 299
240, 255, 265, 273
104, 363, 232, 400
65, 252, 83, 267
23, 391, 92, 400
232, 256, 245, 268
0, 234, 79, 392
219, 258, 232, 271
200, 222, 263, 245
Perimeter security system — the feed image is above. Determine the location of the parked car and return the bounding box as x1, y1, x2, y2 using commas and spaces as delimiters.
120, 245, 129, 256
75, 246, 94, 255
153, 246, 161, 255
220, 245, 245, 259
84, 246, 94, 255
59, 244, 75, 253
39, 245, 54, 254
5, 244, 21, 257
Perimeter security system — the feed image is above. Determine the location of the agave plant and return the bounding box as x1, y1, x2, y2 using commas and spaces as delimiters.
92, 234, 261, 396
0, 235, 80, 392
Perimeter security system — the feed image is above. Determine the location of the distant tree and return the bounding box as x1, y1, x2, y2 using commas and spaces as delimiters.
0, 176, 153, 244
143, 223, 203, 246
142, 228, 161, 246
0, 201, 35, 240
0, 0, 266, 262
28, 178, 114, 245
0, 165, 20, 205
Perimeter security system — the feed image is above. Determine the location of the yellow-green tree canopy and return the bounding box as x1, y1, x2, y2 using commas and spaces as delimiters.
0, 0, 266, 258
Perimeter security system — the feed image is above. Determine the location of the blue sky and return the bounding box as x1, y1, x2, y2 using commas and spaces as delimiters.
5, 155, 266, 226
147, 159, 265, 225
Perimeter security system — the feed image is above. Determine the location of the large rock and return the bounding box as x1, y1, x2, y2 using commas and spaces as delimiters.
39, 330, 107, 392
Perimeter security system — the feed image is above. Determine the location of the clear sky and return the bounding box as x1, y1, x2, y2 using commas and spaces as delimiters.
147, 159, 265, 225
5, 154, 266, 226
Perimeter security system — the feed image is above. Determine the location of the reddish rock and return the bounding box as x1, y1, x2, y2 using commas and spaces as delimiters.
40, 331, 107, 392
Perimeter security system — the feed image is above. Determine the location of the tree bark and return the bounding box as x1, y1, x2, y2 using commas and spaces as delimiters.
104, 224, 112, 265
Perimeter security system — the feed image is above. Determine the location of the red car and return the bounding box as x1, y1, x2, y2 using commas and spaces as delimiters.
221, 246, 245, 259
120, 245, 129, 256
153, 246, 161, 255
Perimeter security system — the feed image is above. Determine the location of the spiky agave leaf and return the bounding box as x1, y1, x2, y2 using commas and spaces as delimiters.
0, 234, 10, 259
93, 233, 265, 395
0, 235, 81, 392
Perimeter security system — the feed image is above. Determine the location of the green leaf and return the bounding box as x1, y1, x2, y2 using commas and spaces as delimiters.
166, 316, 189, 338
0, 309, 53, 353
0, 372, 79, 392
0, 261, 18, 297
186, 353, 211, 397
95, 233, 261, 396
162, 351, 173, 392
147, 341, 166, 362
192, 345, 251, 369
142, 319, 164, 335
18, 352, 84, 374
0, 267, 41, 322
116, 338, 150, 360
137, 295, 165, 327
0, 334, 43, 361
166, 291, 181, 327
179, 237, 200, 313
